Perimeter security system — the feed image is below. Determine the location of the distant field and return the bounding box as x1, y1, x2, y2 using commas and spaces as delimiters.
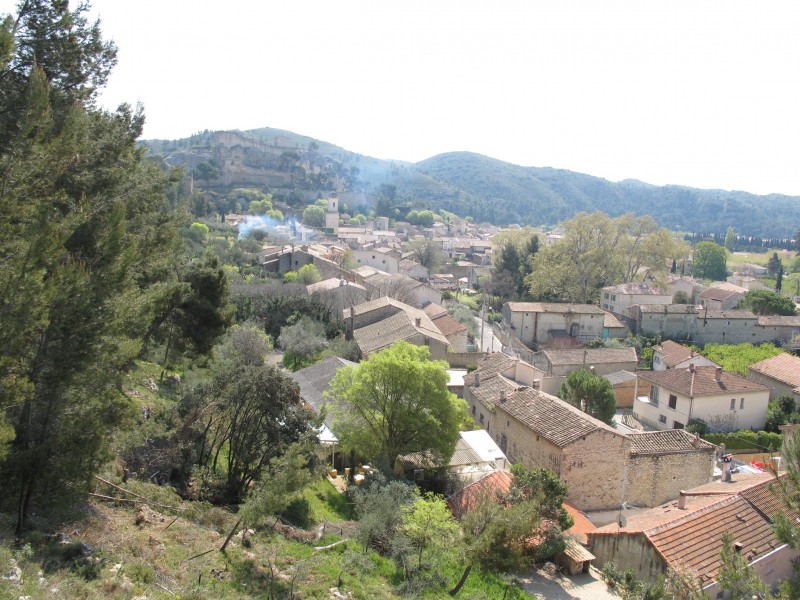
728, 249, 794, 270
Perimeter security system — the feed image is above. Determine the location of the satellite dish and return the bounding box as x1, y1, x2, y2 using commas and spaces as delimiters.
617, 512, 627, 528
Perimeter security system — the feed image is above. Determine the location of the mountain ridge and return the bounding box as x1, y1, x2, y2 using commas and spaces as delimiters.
142, 128, 799, 238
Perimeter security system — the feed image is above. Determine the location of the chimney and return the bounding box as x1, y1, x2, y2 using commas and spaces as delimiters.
721, 447, 733, 482
474, 372, 480, 387
339, 277, 345, 287
693, 431, 700, 448
500, 390, 506, 403
677, 491, 687, 510
688, 363, 695, 374
415, 317, 421, 327
715, 367, 723, 382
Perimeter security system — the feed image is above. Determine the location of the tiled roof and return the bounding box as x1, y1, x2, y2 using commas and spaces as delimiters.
396, 437, 484, 471
637, 366, 769, 397
604, 370, 637, 386
353, 312, 419, 355
739, 474, 800, 523
654, 340, 699, 368
602, 283, 668, 295
757, 315, 800, 327
627, 430, 717, 455
422, 303, 448, 318
637, 304, 699, 314
645, 496, 779, 582
702, 309, 756, 320
447, 470, 513, 519
499, 387, 623, 447
470, 371, 520, 410
604, 312, 625, 329
699, 287, 742, 301
563, 538, 595, 562
469, 352, 519, 382
563, 500, 596, 545
432, 313, 467, 337
306, 278, 365, 294
505, 302, 606, 315
748, 353, 800, 387
290, 356, 357, 413
542, 347, 637, 366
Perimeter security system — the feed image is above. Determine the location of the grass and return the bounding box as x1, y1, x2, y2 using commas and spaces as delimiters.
0, 473, 537, 599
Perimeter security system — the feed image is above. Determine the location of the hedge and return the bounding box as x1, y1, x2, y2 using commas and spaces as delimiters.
702, 430, 783, 452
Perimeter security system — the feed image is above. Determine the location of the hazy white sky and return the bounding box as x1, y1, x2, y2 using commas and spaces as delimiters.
5, 1, 800, 195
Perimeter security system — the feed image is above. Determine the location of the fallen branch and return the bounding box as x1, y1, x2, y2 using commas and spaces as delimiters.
313, 540, 349, 551
164, 517, 178, 530
89, 493, 139, 504
184, 548, 215, 562
93, 476, 185, 512
155, 581, 176, 596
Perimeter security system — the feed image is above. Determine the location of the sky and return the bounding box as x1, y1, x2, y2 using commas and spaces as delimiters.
4, 1, 800, 196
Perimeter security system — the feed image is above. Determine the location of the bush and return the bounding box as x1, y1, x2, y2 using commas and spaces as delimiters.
686, 418, 708, 435
703, 430, 782, 451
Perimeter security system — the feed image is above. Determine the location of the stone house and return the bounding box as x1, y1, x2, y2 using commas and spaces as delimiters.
502, 302, 606, 347
532, 347, 638, 395
748, 353, 800, 401
588, 473, 800, 597
423, 303, 469, 353
601, 283, 671, 323
698, 286, 744, 310
464, 353, 717, 511
343, 297, 450, 360
604, 370, 638, 409
635, 366, 771, 432
352, 247, 402, 274
652, 340, 720, 371
603, 312, 628, 339
306, 277, 367, 313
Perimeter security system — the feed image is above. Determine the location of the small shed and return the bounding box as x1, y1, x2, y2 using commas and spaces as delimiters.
556, 538, 595, 575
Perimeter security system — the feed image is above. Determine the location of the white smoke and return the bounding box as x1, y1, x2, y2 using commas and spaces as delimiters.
238, 214, 284, 240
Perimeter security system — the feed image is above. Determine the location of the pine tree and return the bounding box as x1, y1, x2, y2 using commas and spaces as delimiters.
0, 1, 181, 535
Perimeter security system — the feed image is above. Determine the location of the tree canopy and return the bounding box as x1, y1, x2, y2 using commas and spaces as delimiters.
693, 241, 727, 280
327, 341, 469, 466
557, 368, 616, 425
738, 289, 797, 316
0, 0, 183, 534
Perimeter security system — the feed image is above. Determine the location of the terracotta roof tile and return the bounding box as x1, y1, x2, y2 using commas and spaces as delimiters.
739, 474, 800, 523
505, 302, 606, 315
499, 388, 623, 447
645, 496, 778, 581
748, 353, 800, 387
447, 470, 513, 519
422, 303, 448, 318
627, 430, 717, 455
654, 340, 697, 368
699, 287, 742, 301
604, 312, 625, 328
637, 366, 769, 397
542, 347, 637, 366
563, 500, 596, 545
432, 313, 468, 337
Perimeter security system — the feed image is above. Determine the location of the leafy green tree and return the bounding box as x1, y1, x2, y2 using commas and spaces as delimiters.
397, 493, 460, 579
193, 161, 220, 189
188, 222, 209, 242
673, 290, 690, 304
302, 204, 325, 227
693, 241, 727, 280
181, 364, 314, 503
214, 323, 272, 367
0, 0, 182, 535
278, 316, 328, 369
738, 289, 796, 316
328, 341, 469, 466
557, 368, 616, 425
764, 395, 799, 433
716, 531, 770, 598
406, 210, 435, 227
297, 263, 322, 285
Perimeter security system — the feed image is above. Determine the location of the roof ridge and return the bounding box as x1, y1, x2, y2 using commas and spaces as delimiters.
643, 494, 739, 536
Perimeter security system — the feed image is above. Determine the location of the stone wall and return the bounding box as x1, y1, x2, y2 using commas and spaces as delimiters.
588, 533, 665, 581
625, 450, 716, 508
560, 431, 627, 510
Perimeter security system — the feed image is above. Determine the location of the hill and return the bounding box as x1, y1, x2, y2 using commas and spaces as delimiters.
142, 129, 800, 238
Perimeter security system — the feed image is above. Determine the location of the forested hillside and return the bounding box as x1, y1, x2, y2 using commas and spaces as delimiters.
144, 130, 800, 238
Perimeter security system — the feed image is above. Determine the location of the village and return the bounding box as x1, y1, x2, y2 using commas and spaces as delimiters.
223, 195, 800, 598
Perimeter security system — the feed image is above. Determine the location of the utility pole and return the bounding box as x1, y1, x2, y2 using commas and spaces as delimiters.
480, 297, 486, 353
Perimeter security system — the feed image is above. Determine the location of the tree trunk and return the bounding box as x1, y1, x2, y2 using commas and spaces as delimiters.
449, 563, 472, 596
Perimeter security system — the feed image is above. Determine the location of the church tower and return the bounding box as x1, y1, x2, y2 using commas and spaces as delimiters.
325, 193, 339, 232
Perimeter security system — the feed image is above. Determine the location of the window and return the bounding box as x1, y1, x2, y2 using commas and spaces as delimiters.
659, 414, 667, 424
604, 293, 609, 299
674, 421, 684, 429
471, 405, 476, 416
479, 413, 484, 424
500, 434, 508, 453
668, 394, 677, 409
740, 397, 745, 409
730, 398, 736, 410
649, 386, 659, 407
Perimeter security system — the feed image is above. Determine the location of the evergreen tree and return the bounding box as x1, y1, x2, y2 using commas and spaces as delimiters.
0, 1, 181, 534
768, 252, 783, 277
